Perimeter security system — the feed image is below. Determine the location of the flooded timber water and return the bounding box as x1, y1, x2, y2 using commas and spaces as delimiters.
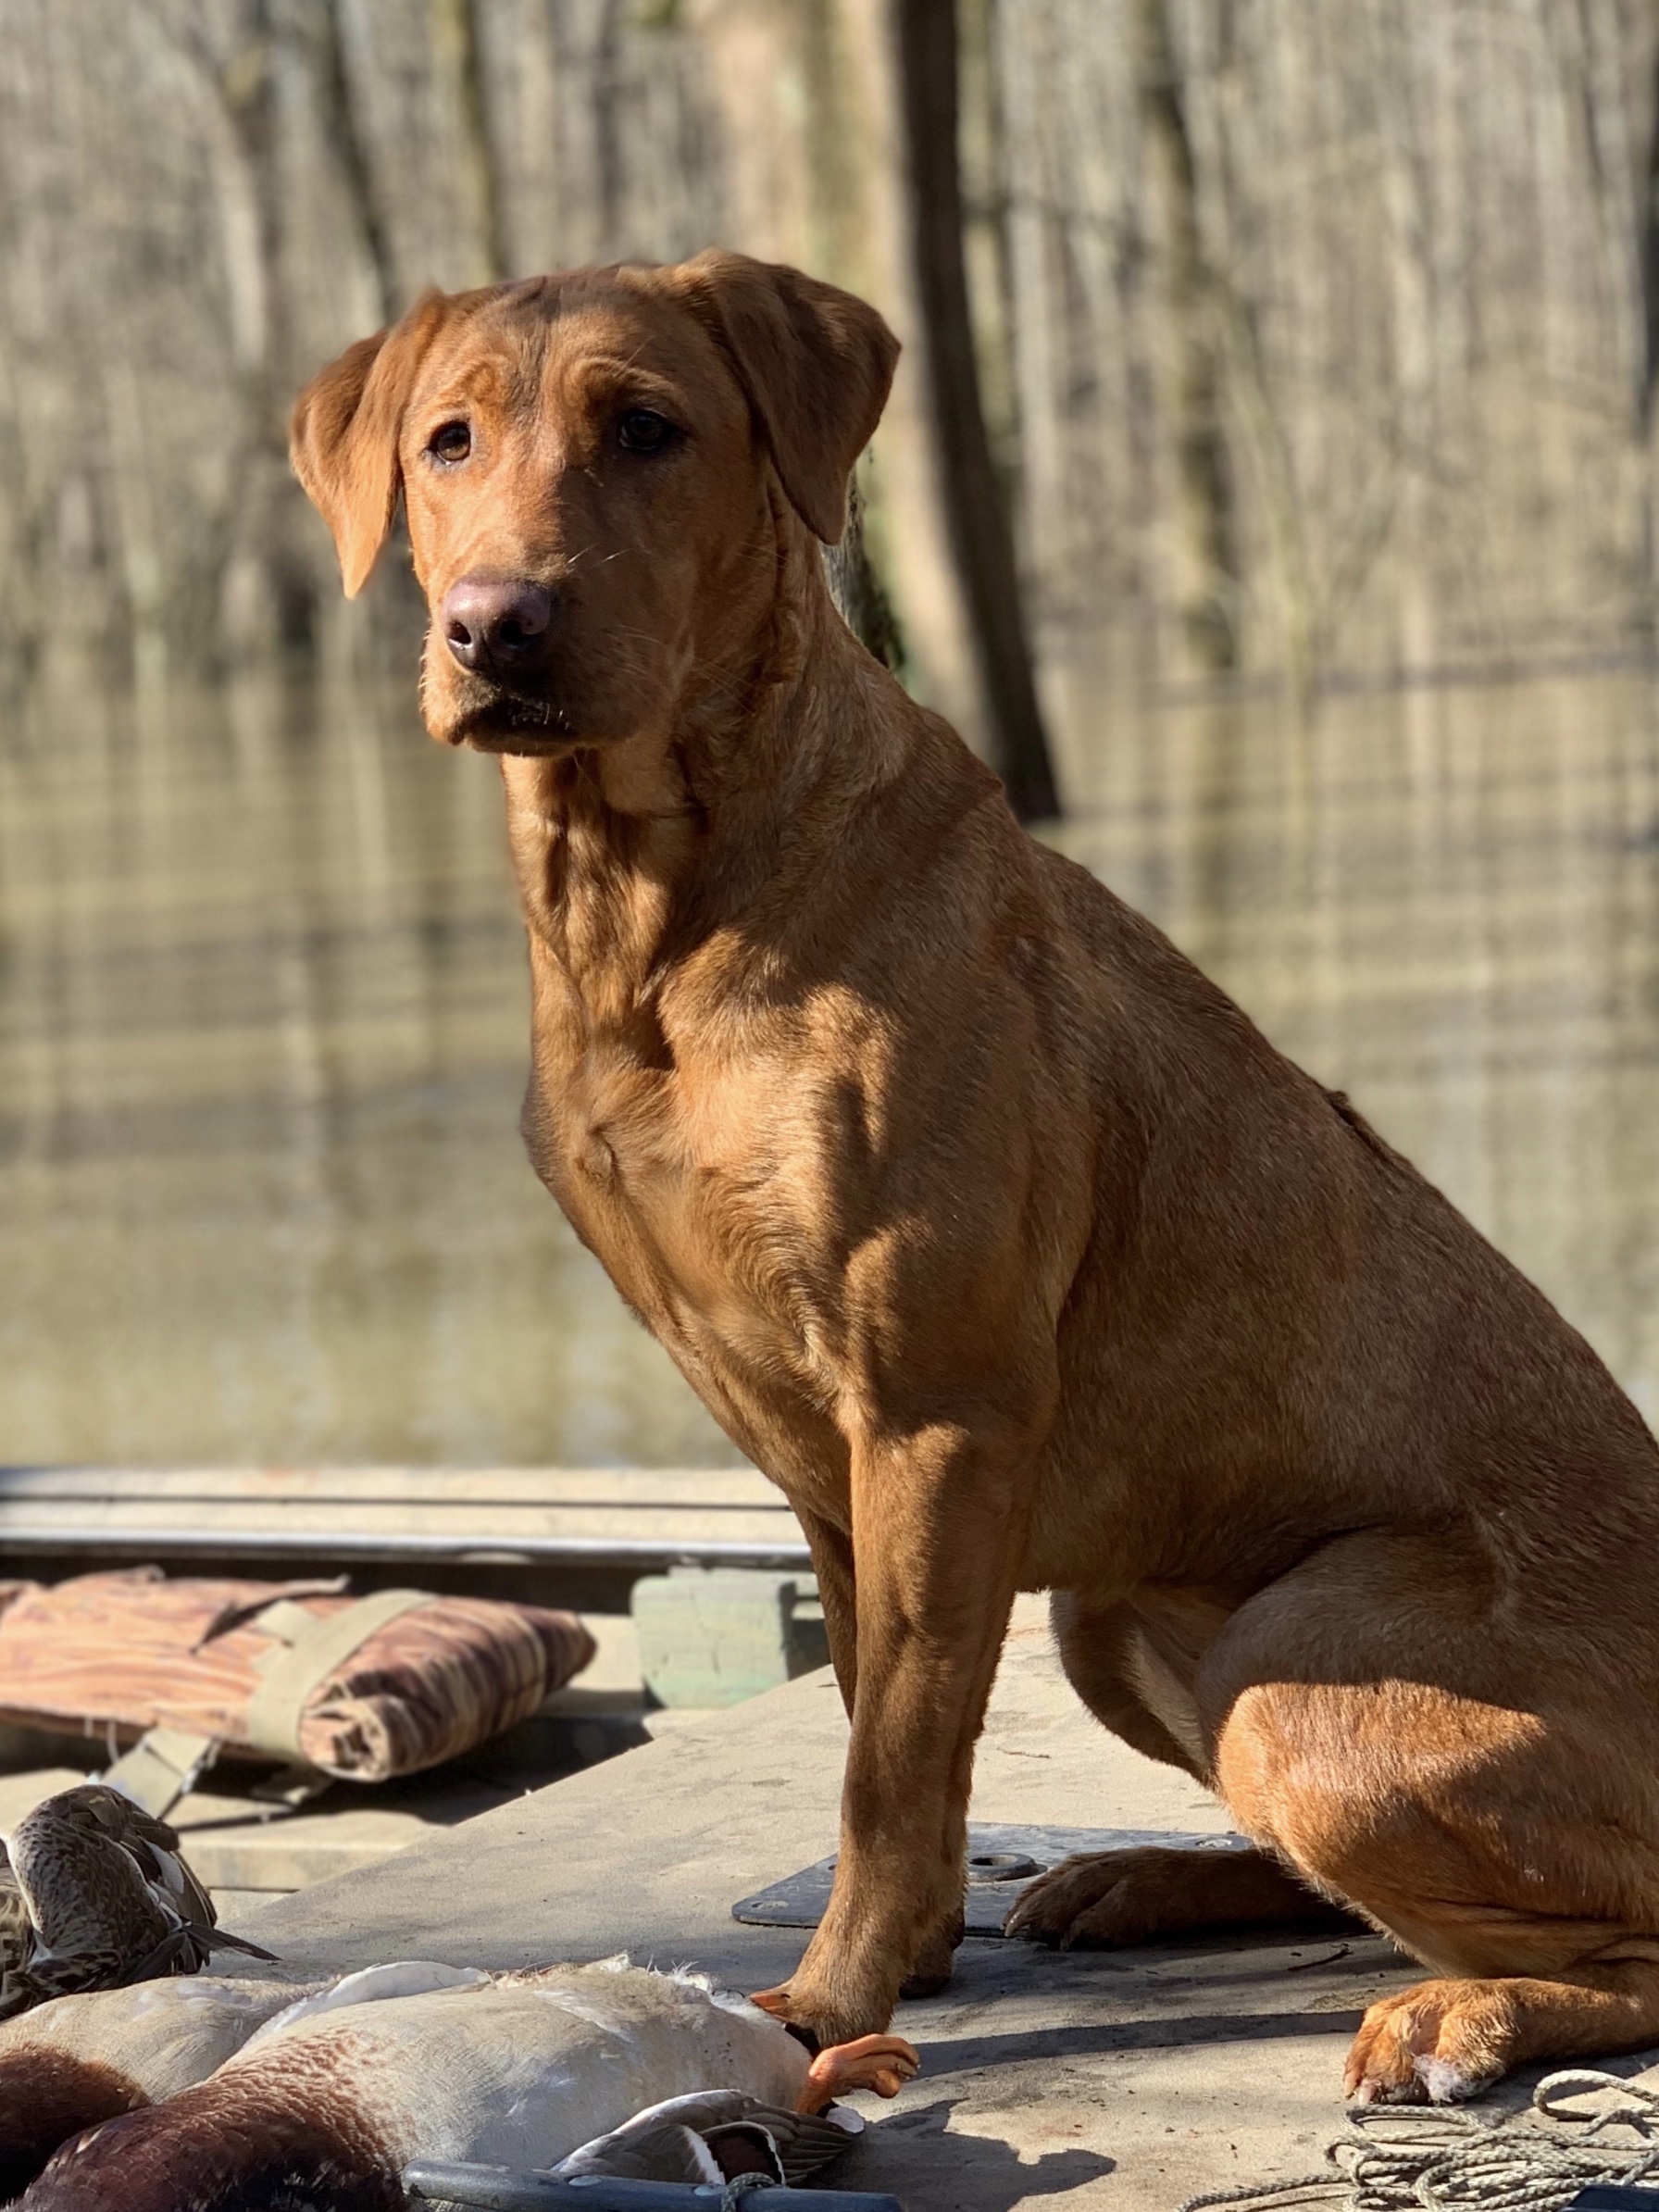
3, 664, 1658, 1468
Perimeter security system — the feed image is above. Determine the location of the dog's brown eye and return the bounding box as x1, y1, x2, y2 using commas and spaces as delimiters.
617, 409, 675, 456
429, 421, 471, 464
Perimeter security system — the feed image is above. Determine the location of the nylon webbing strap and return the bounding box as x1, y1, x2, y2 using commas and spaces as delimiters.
104, 1725, 218, 1819
243, 1588, 430, 1757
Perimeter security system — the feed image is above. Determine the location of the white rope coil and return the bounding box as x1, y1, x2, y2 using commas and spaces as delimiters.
1178, 2069, 1659, 2212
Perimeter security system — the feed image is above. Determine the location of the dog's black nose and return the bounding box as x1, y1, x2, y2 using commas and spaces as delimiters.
442, 574, 555, 678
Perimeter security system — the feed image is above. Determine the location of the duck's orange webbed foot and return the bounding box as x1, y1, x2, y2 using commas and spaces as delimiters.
797, 2033, 920, 2113
748, 1983, 792, 2023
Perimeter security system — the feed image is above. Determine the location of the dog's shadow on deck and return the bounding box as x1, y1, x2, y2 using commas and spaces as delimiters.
839, 2098, 1114, 2210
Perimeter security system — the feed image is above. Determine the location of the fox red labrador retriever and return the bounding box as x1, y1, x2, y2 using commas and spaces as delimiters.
293, 251, 1659, 2104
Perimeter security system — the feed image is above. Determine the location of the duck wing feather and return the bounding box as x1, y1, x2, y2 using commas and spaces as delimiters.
0, 1849, 34, 1978
556, 2118, 730, 2184
555, 2090, 858, 2186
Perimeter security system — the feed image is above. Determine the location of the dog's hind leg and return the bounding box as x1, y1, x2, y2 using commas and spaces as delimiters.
1050, 1590, 1215, 1777
1204, 1530, 1659, 2101
1224, 1675, 1659, 2099
1007, 1591, 1361, 1948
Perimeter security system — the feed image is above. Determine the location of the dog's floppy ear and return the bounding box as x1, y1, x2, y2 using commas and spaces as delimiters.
674, 251, 900, 544
290, 290, 454, 597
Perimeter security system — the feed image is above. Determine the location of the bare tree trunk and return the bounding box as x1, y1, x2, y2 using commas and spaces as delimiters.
798, 0, 868, 281
165, 0, 304, 659
1630, 21, 1659, 631
1136, 0, 1240, 675
433, 0, 507, 284
956, 0, 1019, 478
1206, 0, 1313, 699
691, 0, 942, 712
1370, 0, 1436, 675
1640, 36, 1659, 444
301, 0, 398, 324
592, 0, 628, 258
892, 0, 1059, 822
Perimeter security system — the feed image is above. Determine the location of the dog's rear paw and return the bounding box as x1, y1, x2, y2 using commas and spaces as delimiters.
1344, 1981, 1513, 2106
1004, 1846, 1228, 1948
1004, 1843, 1349, 1950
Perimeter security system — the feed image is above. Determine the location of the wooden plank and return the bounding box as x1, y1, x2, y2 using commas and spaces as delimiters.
0, 1495, 800, 1539
0, 1467, 810, 1568
0, 1466, 780, 1506
0, 1497, 800, 1531
0, 1524, 810, 1567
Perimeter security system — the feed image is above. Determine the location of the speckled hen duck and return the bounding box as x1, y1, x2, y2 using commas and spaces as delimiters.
19, 1959, 917, 2211
0, 1786, 275, 2018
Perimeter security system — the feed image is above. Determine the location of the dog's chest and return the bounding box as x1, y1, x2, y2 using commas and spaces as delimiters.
523, 1015, 851, 1455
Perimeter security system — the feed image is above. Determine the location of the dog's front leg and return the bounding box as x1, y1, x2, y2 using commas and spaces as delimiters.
755, 1419, 1030, 2045
795, 1505, 858, 1719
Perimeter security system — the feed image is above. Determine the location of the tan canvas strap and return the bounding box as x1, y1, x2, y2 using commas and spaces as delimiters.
243, 1589, 429, 1757
104, 1724, 218, 1819
193, 1579, 350, 1652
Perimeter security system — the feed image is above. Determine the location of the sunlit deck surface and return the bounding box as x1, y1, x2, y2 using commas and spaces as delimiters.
217, 1598, 1499, 2212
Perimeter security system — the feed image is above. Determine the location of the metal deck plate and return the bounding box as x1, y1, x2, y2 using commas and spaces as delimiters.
731, 1822, 1253, 1937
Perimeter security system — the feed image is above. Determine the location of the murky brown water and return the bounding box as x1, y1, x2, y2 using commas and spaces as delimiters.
3, 666, 1658, 1466
1051, 662, 1659, 1435
0, 677, 735, 1468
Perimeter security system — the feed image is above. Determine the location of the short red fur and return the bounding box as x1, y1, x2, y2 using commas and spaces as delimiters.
293, 250, 1659, 2104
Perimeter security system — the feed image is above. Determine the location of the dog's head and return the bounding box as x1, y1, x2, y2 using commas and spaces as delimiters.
290, 252, 899, 757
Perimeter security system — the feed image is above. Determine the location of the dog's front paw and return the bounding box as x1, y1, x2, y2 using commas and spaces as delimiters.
747, 1966, 897, 2051
898, 1907, 963, 2000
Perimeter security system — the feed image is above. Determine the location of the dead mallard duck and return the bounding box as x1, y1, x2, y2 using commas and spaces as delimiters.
0, 1785, 275, 2018
0, 1961, 485, 2199
19, 1958, 917, 2209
